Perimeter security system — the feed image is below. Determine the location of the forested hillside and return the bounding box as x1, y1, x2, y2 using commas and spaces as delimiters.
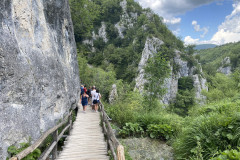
70, 0, 183, 84
197, 41, 240, 75
69, 0, 240, 159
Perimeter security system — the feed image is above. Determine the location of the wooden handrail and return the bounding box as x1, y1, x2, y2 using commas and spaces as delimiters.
10, 110, 74, 160
99, 101, 125, 160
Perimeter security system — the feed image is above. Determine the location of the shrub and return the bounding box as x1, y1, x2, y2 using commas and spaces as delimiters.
203, 73, 238, 102
136, 110, 184, 136
147, 124, 173, 140
119, 123, 144, 138
210, 148, 240, 160
173, 112, 240, 159
105, 91, 143, 127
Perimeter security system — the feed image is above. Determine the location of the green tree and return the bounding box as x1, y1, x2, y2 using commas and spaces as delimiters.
69, 0, 101, 41
144, 52, 170, 110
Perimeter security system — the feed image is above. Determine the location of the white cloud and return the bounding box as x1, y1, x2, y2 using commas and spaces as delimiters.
184, 35, 215, 45
135, 0, 217, 19
192, 20, 209, 38
135, 0, 240, 45
210, 1, 240, 44
134, 0, 216, 41
184, 1, 240, 45
164, 17, 181, 25
184, 36, 200, 45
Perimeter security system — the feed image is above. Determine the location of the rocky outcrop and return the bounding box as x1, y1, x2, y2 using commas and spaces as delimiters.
162, 51, 190, 104
193, 74, 208, 104
0, 0, 80, 159
83, 22, 108, 51
135, 37, 164, 92
109, 84, 118, 104
135, 41, 208, 104
91, 22, 108, 43
115, 0, 138, 38
121, 138, 174, 160
217, 57, 232, 75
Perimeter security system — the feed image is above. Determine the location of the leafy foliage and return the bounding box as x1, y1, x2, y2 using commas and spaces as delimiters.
203, 73, 238, 102
119, 123, 144, 138
173, 101, 240, 160
147, 124, 173, 140
144, 51, 170, 110
170, 77, 195, 116
69, 0, 101, 41
105, 91, 143, 127
7, 143, 41, 160
211, 148, 240, 160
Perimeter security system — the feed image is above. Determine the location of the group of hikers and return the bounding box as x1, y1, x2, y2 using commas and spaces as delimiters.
79, 85, 101, 113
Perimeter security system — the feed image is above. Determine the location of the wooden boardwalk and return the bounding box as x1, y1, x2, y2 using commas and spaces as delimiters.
57, 105, 109, 160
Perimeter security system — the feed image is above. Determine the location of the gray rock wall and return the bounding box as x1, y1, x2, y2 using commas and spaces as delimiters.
135, 39, 208, 105
0, 0, 80, 159
135, 37, 164, 92
217, 57, 232, 75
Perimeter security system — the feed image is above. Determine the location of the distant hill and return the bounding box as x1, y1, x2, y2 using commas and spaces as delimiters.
197, 41, 240, 74
195, 44, 217, 50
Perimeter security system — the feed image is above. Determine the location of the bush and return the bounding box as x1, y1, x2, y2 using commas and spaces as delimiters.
105, 91, 143, 127
136, 110, 184, 136
147, 124, 173, 140
173, 111, 240, 159
211, 148, 240, 160
203, 73, 238, 103
119, 123, 144, 138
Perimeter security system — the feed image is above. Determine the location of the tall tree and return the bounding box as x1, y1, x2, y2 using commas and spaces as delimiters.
69, 0, 100, 41
144, 50, 170, 110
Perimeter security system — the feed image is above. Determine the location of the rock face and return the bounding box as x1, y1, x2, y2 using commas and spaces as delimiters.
135, 37, 164, 92
0, 0, 80, 159
217, 57, 232, 75
135, 40, 208, 104
109, 84, 118, 104
115, 0, 138, 38
121, 137, 174, 160
84, 0, 138, 48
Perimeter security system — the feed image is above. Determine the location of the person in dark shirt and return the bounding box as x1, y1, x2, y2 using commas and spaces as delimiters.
80, 90, 89, 113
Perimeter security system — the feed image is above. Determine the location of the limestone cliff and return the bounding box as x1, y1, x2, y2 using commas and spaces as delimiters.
0, 0, 80, 159
135, 38, 208, 104
135, 37, 164, 92
217, 57, 232, 75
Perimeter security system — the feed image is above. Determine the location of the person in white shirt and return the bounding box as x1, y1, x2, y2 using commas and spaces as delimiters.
92, 89, 101, 112
91, 86, 96, 111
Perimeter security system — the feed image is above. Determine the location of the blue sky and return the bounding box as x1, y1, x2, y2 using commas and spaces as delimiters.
135, 0, 240, 45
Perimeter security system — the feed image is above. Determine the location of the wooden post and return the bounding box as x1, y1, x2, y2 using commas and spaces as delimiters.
52, 130, 58, 159
10, 157, 18, 160
69, 113, 72, 134
117, 145, 125, 160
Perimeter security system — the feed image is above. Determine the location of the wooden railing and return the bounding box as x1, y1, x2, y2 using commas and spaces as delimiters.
10, 110, 74, 160
99, 101, 125, 160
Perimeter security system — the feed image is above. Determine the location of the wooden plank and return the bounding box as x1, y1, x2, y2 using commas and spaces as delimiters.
57, 106, 109, 160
